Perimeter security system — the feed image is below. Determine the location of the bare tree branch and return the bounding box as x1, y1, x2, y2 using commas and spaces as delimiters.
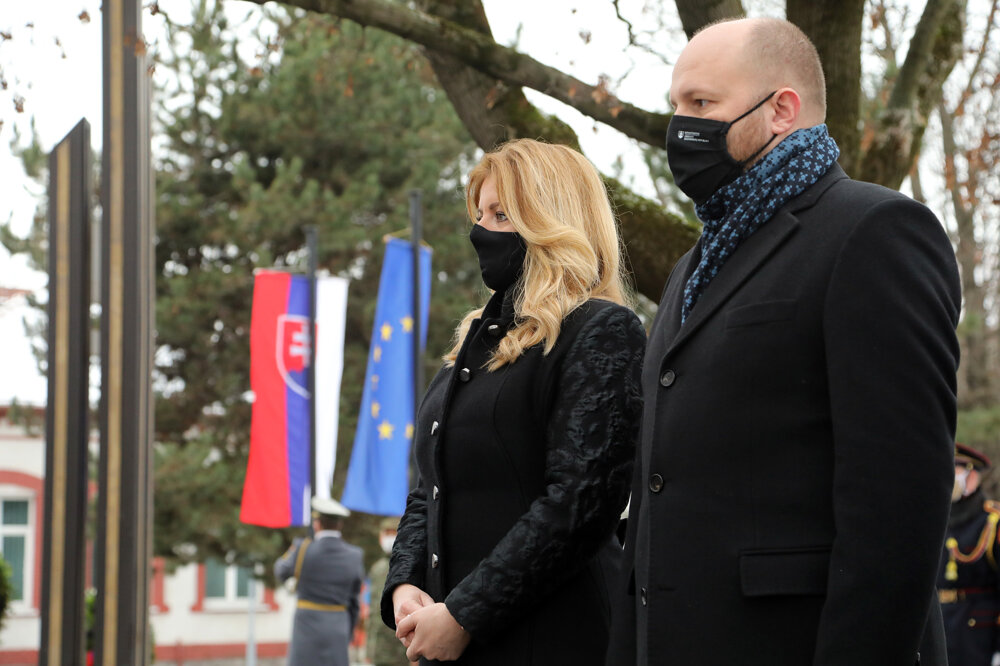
238, 0, 672, 146
860, 0, 966, 189
939, 99, 994, 406
408, 0, 697, 300
955, 0, 999, 114
212, 0, 976, 301
411, 0, 580, 151
908, 161, 926, 204
609, 0, 675, 67
872, 0, 900, 67
612, 0, 638, 44
889, 0, 952, 108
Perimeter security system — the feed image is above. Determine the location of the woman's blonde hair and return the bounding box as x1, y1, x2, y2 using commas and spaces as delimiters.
445, 138, 630, 370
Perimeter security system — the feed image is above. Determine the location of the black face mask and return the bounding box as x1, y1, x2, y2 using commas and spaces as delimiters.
469, 224, 527, 292
666, 91, 777, 205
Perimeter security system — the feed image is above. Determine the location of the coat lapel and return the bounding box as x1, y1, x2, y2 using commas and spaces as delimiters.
663, 163, 848, 358
666, 211, 799, 355
657, 246, 698, 350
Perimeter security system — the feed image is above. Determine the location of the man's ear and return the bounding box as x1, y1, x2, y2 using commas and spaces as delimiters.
770, 87, 801, 135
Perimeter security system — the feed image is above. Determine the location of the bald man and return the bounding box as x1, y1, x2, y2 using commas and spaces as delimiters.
609, 17, 961, 666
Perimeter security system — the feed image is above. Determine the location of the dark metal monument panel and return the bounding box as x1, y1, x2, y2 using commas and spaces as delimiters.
94, 0, 154, 663
40, 119, 92, 666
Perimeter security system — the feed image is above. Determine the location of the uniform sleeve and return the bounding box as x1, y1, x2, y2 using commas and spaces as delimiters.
366, 559, 389, 656
443, 305, 646, 642
274, 538, 302, 583
815, 198, 961, 665
379, 483, 429, 629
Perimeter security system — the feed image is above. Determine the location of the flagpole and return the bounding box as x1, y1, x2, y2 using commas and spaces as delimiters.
408, 191, 423, 423
305, 225, 318, 536
246, 573, 257, 666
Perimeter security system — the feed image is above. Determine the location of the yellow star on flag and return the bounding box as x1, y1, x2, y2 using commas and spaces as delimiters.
373, 345, 382, 363
378, 420, 395, 440
371, 374, 379, 390
405, 423, 414, 440
401, 316, 414, 333
371, 401, 381, 419
381, 322, 393, 341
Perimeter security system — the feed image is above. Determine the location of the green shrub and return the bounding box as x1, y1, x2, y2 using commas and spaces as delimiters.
0, 557, 13, 636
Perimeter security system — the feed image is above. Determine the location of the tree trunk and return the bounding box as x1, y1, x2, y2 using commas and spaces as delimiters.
413, 0, 581, 151
859, 0, 966, 188
415, 0, 697, 300
232, 0, 972, 295
606, 176, 700, 301
238, 0, 697, 299
242, 0, 671, 146
940, 102, 991, 408
674, 0, 745, 38
787, 0, 865, 177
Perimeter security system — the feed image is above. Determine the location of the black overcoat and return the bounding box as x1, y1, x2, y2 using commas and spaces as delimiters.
382, 291, 645, 665
608, 164, 961, 666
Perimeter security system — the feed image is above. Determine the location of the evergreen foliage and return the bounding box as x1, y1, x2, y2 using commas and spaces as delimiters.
2, 0, 997, 585
0, 0, 481, 576
151, 1, 480, 572
0, 557, 12, 635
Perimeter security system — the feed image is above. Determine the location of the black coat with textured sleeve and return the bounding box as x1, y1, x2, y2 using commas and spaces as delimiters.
381, 290, 645, 665
608, 164, 961, 666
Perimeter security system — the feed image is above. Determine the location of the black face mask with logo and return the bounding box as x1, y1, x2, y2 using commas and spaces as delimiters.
469, 224, 527, 292
666, 91, 777, 205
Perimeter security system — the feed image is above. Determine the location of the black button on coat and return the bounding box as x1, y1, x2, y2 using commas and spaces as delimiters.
381, 289, 645, 665
609, 164, 961, 666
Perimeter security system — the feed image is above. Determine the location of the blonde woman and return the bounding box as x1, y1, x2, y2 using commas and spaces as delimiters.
379, 139, 645, 664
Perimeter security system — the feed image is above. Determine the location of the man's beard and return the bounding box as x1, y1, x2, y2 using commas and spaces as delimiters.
727, 113, 772, 170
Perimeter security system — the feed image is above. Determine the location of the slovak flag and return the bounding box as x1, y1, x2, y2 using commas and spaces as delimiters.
240, 271, 348, 527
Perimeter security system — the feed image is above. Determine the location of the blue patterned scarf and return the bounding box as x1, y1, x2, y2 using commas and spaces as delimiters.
681, 124, 840, 323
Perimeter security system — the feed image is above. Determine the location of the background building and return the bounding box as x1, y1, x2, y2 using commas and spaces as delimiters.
0, 406, 299, 665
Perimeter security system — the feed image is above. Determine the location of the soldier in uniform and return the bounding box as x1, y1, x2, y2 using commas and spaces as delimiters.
366, 517, 409, 666
275, 496, 365, 666
938, 443, 1000, 666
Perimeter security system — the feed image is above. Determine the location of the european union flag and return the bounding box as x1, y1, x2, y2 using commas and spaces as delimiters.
342, 237, 431, 515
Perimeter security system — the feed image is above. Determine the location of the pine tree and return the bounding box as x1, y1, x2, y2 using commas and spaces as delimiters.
151, 1, 481, 571
1, 0, 482, 573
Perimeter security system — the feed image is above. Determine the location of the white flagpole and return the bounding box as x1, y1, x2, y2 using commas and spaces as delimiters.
246, 572, 257, 666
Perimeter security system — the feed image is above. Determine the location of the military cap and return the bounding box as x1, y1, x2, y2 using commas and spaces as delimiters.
956, 443, 991, 471
311, 496, 351, 518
